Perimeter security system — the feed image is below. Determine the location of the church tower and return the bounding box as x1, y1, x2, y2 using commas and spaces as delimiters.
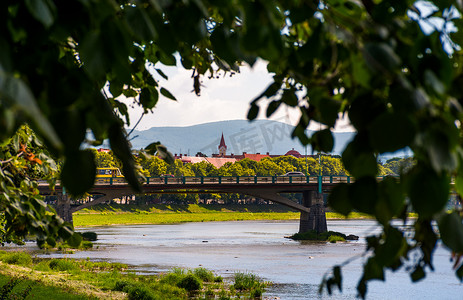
218, 133, 227, 156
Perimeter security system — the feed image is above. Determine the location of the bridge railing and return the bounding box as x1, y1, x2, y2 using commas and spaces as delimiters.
140, 175, 356, 185
90, 175, 357, 185
42, 175, 397, 187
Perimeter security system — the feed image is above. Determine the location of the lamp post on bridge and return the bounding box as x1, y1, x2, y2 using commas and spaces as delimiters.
318, 152, 322, 194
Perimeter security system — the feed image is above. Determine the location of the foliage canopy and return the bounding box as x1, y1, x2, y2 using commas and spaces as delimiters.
2, 0, 463, 298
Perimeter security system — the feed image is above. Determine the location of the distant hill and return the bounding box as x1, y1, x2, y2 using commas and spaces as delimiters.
127, 120, 356, 156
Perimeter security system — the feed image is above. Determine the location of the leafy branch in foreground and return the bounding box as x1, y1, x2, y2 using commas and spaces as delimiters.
0, 126, 79, 248
2, 1, 463, 298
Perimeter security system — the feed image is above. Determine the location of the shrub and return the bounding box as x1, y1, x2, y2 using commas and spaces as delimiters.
81, 241, 93, 249
251, 287, 263, 298
48, 259, 79, 272
193, 267, 214, 282
126, 284, 157, 300
159, 273, 183, 286
0, 251, 32, 266
233, 272, 262, 291
113, 280, 131, 292
177, 274, 202, 291
0, 276, 22, 298
218, 289, 231, 300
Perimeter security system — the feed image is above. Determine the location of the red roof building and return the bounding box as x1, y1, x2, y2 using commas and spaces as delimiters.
285, 148, 302, 158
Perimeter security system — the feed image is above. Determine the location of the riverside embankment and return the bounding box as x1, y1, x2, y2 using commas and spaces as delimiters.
72, 203, 372, 227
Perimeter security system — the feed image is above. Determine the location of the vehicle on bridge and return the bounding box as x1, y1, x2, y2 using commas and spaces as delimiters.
96, 167, 123, 178
283, 171, 305, 176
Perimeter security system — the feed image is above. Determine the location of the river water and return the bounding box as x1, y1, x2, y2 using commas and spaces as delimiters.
30, 220, 462, 299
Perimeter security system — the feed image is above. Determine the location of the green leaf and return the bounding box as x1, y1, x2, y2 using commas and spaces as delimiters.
61, 150, 96, 197
67, 232, 82, 248
375, 226, 407, 267
160, 87, 177, 101
363, 43, 401, 74
351, 53, 371, 88
368, 113, 415, 153
291, 123, 310, 145
25, 0, 55, 28
79, 31, 107, 80
247, 103, 259, 120
363, 257, 384, 281
124, 6, 157, 41
333, 266, 342, 291
145, 142, 175, 165
46, 236, 56, 247
109, 80, 124, 98
158, 52, 177, 66
123, 88, 138, 98
388, 77, 423, 113
407, 165, 449, 218
376, 177, 404, 224
455, 175, 463, 198
437, 212, 463, 253
210, 25, 239, 64
349, 177, 377, 215
411, 265, 426, 282
457, 264, 463, 282
155, 68, 168, 80
266, 100, 282, 117
251, 81, 281, 103
58, 224, 74, 240
424, 70, 445, 96
342, 141, 377, 178
357, 280, 367, 299
281, 89, 298, 107
348, 94, 386, 131
311, 129, 334, 153
418, 123, 459, 173
328, 184, 352, 216
0, 74, 62, 150
139, 87, 159, 109
108, 124, 141, 193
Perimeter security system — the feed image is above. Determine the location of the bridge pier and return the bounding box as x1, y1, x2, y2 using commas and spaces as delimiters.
299, 191, 327, 233
56, 193, 73, 224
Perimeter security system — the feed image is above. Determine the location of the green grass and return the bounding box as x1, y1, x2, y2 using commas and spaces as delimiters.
0, 251, 268, 299
0, 251, 32, 266
0, 274, 93, 300
74, 211, 299, 226
73, 204, 374, 227
232, 272, 267, 298
328, 235, 346, 243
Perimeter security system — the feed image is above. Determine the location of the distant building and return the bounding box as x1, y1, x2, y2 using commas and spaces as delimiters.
218, 133, 227, 156
285, 148, 302, 158
175, 134, 321, 167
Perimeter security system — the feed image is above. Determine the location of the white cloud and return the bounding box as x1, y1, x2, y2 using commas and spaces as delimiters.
124, 59, 354, 132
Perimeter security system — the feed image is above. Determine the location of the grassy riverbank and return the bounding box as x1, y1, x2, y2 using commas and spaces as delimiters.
0, 251, 268, 299
73, 204, 372, 227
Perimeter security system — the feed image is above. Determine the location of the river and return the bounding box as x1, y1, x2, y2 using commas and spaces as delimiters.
32, 220, 462, 299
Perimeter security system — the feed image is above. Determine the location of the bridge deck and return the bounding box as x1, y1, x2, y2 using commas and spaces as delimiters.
38, 175, 401, 195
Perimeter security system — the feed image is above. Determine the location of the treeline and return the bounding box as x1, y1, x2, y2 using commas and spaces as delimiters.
94, 149, 398, 177
89, 149, 411, 205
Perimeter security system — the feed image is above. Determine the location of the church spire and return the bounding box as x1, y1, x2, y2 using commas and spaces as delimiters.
218, 133, 227, 156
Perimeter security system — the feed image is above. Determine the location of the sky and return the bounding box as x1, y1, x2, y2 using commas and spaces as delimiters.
122, 59, 354, 132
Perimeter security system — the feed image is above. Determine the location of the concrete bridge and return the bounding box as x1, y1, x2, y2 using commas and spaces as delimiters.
39, 175, 357, 234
